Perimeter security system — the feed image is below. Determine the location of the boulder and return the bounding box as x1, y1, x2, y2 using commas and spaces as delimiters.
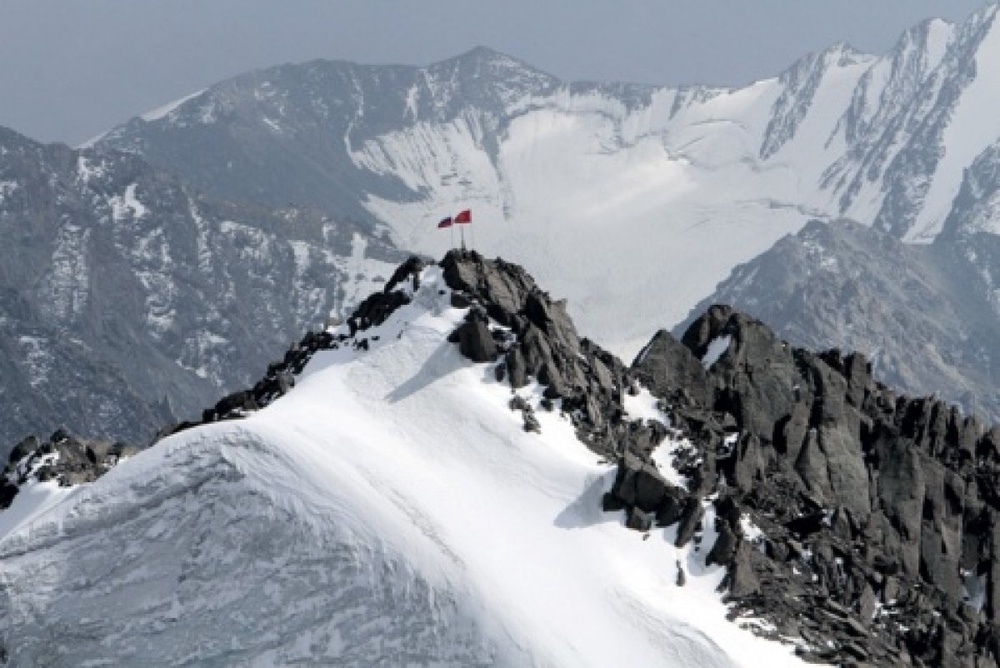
728, 542, 760, 597
626, 507, 653, 532
505, 348, 528, 388
632, 330, 712, 407
383, 256, 426, 293
707, 521, 740, 566
454, 313, 498, 363
675, 499, 705, 548
610, 451, 679, 513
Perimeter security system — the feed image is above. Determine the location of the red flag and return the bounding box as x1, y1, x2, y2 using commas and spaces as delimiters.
454, 209, 472, 224
437, 216, 453, 229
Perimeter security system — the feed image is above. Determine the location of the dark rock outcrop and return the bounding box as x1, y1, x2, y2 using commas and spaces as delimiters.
610, 451, 683, 515
440, 250, 654, 460
452, 308, 499, 363
632, 330, 713, 408
634, 304, 1000, 666
1, 430, 140, 509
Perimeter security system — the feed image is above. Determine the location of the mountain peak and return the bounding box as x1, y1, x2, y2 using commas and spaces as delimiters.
436, 45, 546, 72
423, 45, 560, 99
8, 248, 1000, 664
0, 250, 817, 666
453, 45, 514, 62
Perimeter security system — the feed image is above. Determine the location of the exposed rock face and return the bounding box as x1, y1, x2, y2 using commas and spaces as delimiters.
680, 218, 1000, 425
1, 430, 140, 509
636, 304, 1000, 667
440, 250, 662, 459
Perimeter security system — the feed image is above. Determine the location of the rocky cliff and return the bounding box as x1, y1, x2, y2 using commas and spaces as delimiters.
406, 252, 1000, 665
630, 305, 1000, 666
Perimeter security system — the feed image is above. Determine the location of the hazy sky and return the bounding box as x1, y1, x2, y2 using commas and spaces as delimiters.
0, 0, 991, 145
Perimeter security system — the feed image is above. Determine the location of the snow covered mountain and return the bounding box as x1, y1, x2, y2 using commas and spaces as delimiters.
0, 254, 802, 667
2, 251, 998, 666
0, 124, 406, 447
93, 4, 1000, 357
5, 5, 1000, 663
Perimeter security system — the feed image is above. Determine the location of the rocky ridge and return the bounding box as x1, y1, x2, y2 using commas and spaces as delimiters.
11, 251, 1000, 666
430, 253, 1000, 666
158, 250, 661, 462
680, 219, 1000, 425
0, 253, 816, 668
384, 252, 1000, 666
630, 305, 1000, 667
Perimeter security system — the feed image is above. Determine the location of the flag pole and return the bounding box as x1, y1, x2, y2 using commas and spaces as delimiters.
453, 208, 472, 252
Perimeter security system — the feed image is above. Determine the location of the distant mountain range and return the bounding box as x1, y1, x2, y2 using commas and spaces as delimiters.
0, 125, 405, 446
5, 4, 1000, 445
92, 4, 1000, 361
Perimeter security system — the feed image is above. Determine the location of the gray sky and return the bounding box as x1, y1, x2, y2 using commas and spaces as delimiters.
0, 0, 991, 146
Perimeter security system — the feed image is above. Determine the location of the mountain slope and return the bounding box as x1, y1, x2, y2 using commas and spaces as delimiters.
5, 251, 1000, 665
0, 125, 406, 446
0, 258, 802, 667
94, 5, 1000, 356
